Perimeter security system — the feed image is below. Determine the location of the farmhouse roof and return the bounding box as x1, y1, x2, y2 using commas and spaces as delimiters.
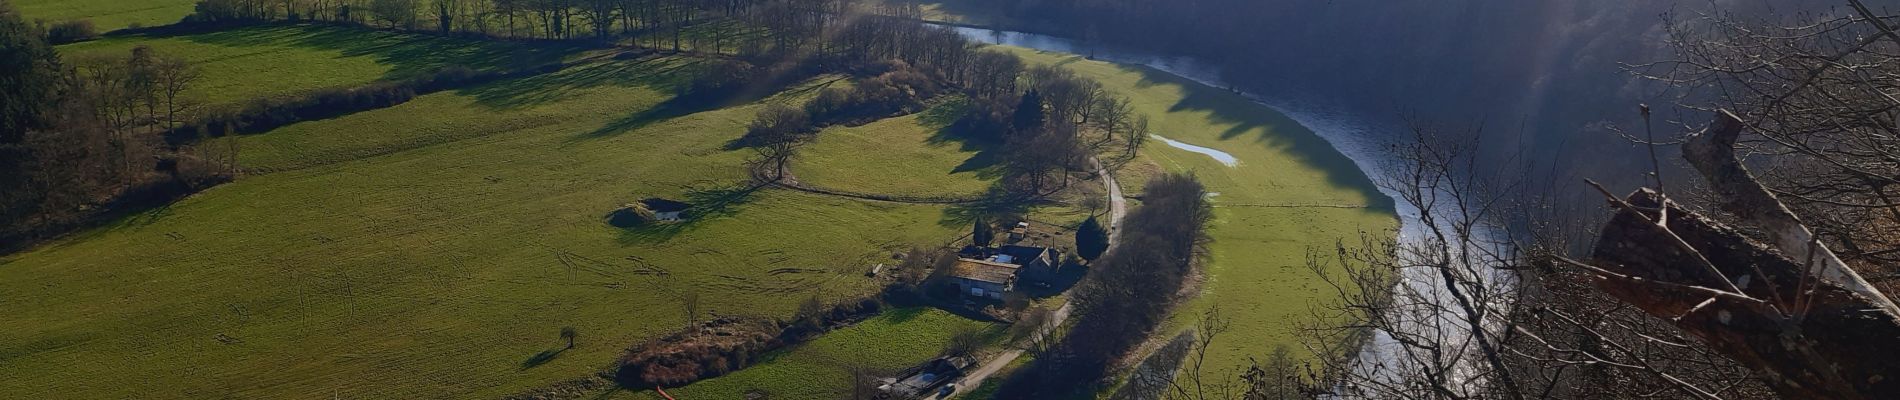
950, 258, 1020, 285
998, 245, 1054, 267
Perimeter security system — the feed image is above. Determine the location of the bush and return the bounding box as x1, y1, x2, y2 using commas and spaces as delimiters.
801, 65, 944, 127
1075, 216, 1109, 262
948, 94, 1017, 143
187, 0, 270, 23
606, 203, 656, 227
43, 20, 97, 44
688, 60, 757, 95
614, 295, 887, 390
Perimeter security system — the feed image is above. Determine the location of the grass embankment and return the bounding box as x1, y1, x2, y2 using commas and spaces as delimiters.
56, 24, 582, 107
1003, 47, 1400, 377
13, 0, 198, 31
0, 55, 974, 399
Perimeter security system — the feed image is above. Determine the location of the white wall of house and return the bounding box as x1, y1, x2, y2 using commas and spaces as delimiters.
955, 279, 1010, 299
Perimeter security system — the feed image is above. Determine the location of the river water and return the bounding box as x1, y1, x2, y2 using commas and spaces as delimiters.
943, 24, 1509, 396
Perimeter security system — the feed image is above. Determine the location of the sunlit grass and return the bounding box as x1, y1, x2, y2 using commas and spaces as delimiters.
1004, 47, 1399, 375
13, 0, 198, 31
792, 99, 997, 198
56, 24, 583, 107
0, 56, 966, 399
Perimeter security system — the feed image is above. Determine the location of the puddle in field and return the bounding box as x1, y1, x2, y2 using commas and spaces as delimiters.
1152, 134, 1239, 167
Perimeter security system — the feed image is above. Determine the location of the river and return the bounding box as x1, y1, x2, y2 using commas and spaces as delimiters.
942, 23, 1509, 396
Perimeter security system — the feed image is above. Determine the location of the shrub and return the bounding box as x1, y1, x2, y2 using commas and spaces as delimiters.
948, 94, 1016, 143
187, 0, 270, 23
800, 65, 944, 127
1075, 216, 1109, 262
689, 60, 757, 95
43, 20, 97, 44
606, 203, 656, 227
614, 296, 887, 389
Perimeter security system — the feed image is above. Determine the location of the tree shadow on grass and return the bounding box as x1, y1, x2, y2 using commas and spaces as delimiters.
1018, 262, 1088, 298
921, 99, 1008, 180
1115, 60, 1393, 212
939, 189, 1048, 229
521, 347, 568, 370
583, 72, 840, 142
176, 23, 591, 81
882, 306, 929, 324
614, 181, 766, 244
461, 53, 724, 112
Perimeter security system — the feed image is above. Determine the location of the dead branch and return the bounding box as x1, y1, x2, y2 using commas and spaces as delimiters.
1584, 188, 1900, 399
1680, 110, 1900, 317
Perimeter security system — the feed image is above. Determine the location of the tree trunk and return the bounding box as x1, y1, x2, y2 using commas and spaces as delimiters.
1681, 110, 1900, 316
1585, 189, 1900, 399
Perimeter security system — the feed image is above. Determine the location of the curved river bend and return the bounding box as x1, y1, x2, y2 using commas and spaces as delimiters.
942, 23, 1508, 394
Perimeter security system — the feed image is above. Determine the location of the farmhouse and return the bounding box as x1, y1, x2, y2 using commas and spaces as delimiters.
949, 258, 1018, 299
946, 245, 1063, 299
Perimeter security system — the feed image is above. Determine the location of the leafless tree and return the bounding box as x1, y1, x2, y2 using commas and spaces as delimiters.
1168, 308, 1237, 400
944, 325, 987, 358
1628, 2, 1900, 291
1011, 305, 1055, 354
1289, 120, 1770, 400
745, 103, 810, 182
153, 57, 200, 132
681, 288, 701, 325
1295, 122, 1531, 400
846, 364, 885, 400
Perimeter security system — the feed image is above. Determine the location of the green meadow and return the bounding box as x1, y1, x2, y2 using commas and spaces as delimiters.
13, 0, 197, 31
0, 53, 990, 399
1001, 47, 1399, 376
56, 24, 581, 107
791, 98, 998, 199
0, 2, 1396, 395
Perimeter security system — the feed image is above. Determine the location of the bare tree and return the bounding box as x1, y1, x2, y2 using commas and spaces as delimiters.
745, 103, 810, 182
846, 364, 885, 400
432, 0, 461, 33
1292, 121, 1765, 400
945, 325, 988, 359
153, 57, 200, 132
1168, 308, 1237, 400
681, 288, 701, 325
1297, 123, 1529, 400
1558, 111, 1900, 399
1629, 3, 1900, 291
1010, 305, 1056, 350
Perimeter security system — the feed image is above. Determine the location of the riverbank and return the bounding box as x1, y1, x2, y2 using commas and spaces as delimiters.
988, 45, 1400, 380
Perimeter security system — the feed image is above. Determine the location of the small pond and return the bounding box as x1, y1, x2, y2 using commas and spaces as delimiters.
1152, 134, 1239, 167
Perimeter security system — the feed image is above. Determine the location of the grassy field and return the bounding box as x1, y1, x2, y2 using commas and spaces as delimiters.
56, 24, 582, 107
13, 0, 198, 31
790, 98, 998, 198
1001, 47, 1399, 377
0, 54, 980, 399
